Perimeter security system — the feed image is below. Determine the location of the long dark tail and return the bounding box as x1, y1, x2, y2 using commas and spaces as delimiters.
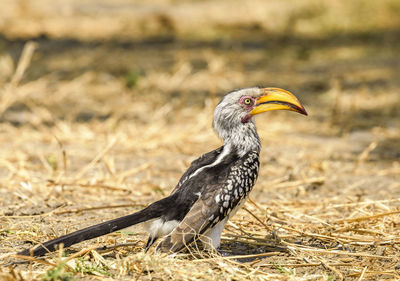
18, 197, 172, 257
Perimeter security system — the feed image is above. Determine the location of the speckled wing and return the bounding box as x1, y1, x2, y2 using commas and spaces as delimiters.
157, 150, 260, 253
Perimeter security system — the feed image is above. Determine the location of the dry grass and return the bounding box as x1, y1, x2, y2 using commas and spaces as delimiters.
1, 1, 400, 280
1, 0, 400, 40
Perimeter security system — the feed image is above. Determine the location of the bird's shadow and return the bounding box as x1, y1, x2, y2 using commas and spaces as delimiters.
218, 241, 288, 262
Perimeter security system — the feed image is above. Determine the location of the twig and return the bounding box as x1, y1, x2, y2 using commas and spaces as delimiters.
10, 42, 37, 86
1, 203, 145, 218
193, 251, 284, 262
53, 203, 146, 215
12, 255, 55, 267
270, 177, 325, 190
1, 41, 37, 115
1, 204, 66, 218
347, 270, 400, 278
258, 262, 354, 268
226, 221, 254, 237
221, 236, 286, 249
356, 140, 378, 167
47, 180, 131, 192
272, 223, 345, 244
96, 243, 140, 253
317, 256, 344, 281
357, 266, 368, 281
247, 197, 264, 212
74, 138, 118, 179
286, 198, 400, 211
63, 245, 99, 262
54, 135, 67, 173
283, 241, 394, 259
336, 210, 400, 223
243, 206, 270, 230
117, 162, 152, 183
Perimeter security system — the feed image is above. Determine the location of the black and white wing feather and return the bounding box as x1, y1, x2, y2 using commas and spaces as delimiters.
157, 150, 259, 252
171, 146, 224, 194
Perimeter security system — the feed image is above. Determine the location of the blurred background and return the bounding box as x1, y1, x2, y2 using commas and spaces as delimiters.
1, 0, 400, 132
1, 1, 400, 279
1, 0, 399, 183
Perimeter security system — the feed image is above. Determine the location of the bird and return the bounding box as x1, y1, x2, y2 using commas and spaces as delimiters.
18, 87, 307, 257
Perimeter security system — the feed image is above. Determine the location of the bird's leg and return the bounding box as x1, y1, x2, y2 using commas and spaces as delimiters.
145, 237, 156, 252
201, 219, 229, 254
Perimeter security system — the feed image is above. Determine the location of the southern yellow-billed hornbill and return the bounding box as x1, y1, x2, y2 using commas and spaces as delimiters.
18, 87, 307, 257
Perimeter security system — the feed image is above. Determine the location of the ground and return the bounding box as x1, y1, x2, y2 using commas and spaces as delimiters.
0, 1, 400, 280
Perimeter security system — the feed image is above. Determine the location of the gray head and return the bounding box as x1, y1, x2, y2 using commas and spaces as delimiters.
213, 87, 307, 154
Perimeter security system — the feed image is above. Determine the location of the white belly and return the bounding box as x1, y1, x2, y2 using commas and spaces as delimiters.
144, 218, 180, 239
202, 197, 248, 249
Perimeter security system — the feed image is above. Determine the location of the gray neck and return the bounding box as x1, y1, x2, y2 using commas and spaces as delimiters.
215, 120, 261, 157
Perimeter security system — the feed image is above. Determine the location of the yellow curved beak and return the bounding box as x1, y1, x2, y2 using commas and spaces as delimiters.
250, 88, 307, 116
